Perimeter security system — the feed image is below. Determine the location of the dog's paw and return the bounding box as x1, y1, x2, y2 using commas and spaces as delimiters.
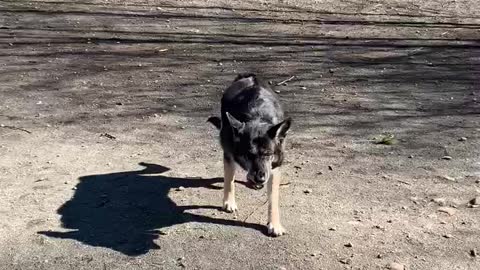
222, 200, 238, 213
267, 223, 286, 237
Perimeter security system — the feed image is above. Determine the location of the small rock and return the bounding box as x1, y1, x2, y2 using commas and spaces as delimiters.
274, 90, 281, 94
328, 227, 336, 231
438, 207, 456, 216
471, 248, 477, 257
344, 243, 353, 248
469, 197, 480, 205
377, 254, 383, 259
300, 86, 307, 90
328, 68, 335, 74
441, 155, 452, 160
303, 189, 312, 194
339, 258, 351, 265
176, 186, 185, 191
268, 81, 273, 85
115, 102, 123, 106
408, 155, 414, 158
440, 175, 456, 182
443, 234, 453, 238
328, 165, 333, 171
388, 262, 405, 270
458, 137, 467, 141
432, 198, 446, 206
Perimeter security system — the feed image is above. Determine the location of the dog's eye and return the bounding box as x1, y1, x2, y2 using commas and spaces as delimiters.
262, 152, 273, 157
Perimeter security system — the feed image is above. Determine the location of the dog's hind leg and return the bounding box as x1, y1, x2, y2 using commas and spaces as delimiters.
267, 168, 286, 236
223, 156, 238, 213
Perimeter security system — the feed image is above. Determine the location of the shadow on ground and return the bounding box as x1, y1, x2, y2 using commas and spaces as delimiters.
39, 162, 264, 256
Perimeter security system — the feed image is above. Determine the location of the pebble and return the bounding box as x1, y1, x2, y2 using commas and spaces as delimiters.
408, 155, 414, 158
440, 175, 456, 182
344, 243, 353, 248
469, 196, 480, 205
471, 248, 478, 257
388, 262, 405, 270
438, 207, 456, 216
443, 234, 453, 238
432, 198, 446, 206
328, 227, 336, 231
303, 189, 312, 194
441, 155, 452, 160
328, 165, 333, 171
458, 137, 467, 141
339, 258, 351, 265
176, 186, 185, 191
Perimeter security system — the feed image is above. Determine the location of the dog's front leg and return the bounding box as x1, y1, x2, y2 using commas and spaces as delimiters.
223, 156, 238, 213
267, 168, 285, 236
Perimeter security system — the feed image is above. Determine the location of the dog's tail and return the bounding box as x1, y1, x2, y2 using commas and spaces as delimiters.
234, 73, 258, 85
207, 116, 221, 130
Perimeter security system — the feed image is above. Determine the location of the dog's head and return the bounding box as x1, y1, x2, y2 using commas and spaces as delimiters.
225, 112, 291, 189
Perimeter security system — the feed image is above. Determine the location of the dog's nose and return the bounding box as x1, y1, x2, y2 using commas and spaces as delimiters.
256, 172, 266, 183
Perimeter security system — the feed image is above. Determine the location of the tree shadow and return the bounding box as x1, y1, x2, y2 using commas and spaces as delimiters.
38, 162, 264, 256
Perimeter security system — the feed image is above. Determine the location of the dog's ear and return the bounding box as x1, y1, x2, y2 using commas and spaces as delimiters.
267, 117, 291, 140
207, 116, 221, 130
226, 112, 244, 132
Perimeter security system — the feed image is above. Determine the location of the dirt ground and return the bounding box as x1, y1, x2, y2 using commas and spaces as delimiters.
0, 0, 479, 269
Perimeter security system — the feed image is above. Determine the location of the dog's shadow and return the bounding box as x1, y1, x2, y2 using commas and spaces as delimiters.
39, 162, 264, 256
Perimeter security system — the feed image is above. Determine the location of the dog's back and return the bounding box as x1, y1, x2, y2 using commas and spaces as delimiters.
221, 74, 284, 128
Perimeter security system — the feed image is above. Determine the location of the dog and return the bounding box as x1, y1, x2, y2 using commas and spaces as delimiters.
208, 73, 291, 236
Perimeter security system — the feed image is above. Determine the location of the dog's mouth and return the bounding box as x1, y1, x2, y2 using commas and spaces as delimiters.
246, 176, 265, 190
251, 183, 264, 190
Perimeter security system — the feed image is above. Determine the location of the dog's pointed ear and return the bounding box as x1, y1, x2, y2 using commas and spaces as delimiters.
268, 118, 291, 139
226, 112, 244, 131
207, 116, 221, 130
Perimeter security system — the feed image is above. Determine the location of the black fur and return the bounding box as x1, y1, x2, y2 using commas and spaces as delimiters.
209, 74, 291, 186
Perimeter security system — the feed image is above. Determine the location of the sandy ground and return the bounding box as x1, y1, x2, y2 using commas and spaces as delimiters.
0, 0, 479, 269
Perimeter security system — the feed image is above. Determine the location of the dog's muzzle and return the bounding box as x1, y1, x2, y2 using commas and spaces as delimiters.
247, 174, 266, 190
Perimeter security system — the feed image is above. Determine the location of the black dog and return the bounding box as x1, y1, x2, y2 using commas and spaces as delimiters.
208, 73, 291, 236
